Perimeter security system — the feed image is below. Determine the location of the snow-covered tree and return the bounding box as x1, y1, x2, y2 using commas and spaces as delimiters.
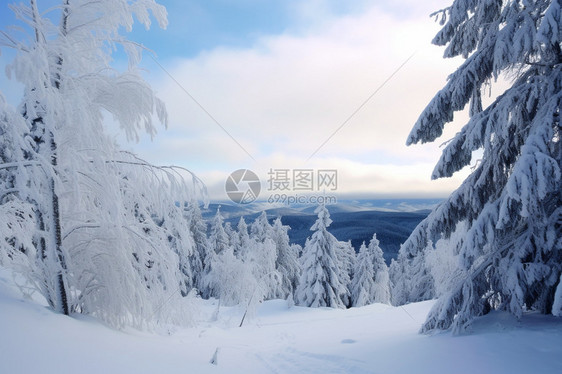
224, 222, 237, 248
401, 0, 562, 333
184, 201, 208, 290
0, 0, 205, 328
208, 207, 229, 255
200, 246, 253, 306
390, 241, 435, 306
425, 221, 468, 298
271, 217, 301, 298
202, 237, 280, 306
235, 216, 251, 257
248, 238, 282, 300
369, 234, 391, 305
351, 242, 374, 307
391, 222, 468, 305
200, 207, 230, 299
351, 234, 390, 307
388, 257, 408, 306
336, 240, 355, 307
295, 204, 348, 308
250, 211, 273, 243
157, 206, 197, 295
0, 94, 45, 297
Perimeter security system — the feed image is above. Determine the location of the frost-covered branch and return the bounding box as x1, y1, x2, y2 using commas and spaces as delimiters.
395, 0, 562, 332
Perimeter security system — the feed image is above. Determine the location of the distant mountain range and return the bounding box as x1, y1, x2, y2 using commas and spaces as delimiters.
201, 199, 440, 264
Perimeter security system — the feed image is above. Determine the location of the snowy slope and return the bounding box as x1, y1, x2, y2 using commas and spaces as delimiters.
1, 267, 561, 374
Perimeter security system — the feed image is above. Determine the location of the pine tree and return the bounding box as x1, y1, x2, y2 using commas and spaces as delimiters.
158, 206, 197, 295
208, 207, 229, 255
400, 0, 562, 333
336, 240, 355, 307
390, 242, 435, 306
0, 94, 42, 291
351, 242, 375, 307
351, 234, 390, 307
250, 211, 273, 243
271, 217, 301, 298
224, 222, 237, 248
235, 216, 251, 258
388, 257, 409, 306
185, 201, 208, 291
201, 207, 230, 299
369, 234, 391, 305
295, 204, 348, 308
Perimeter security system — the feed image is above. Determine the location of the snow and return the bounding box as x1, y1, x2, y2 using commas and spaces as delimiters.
1, 267, 562, 374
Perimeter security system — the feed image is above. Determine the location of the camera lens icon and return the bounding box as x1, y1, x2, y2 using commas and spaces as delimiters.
225, 169, 261, 204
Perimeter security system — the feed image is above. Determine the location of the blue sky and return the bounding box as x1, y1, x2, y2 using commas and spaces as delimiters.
0, 0, 474, 201
130, 0, 300, 58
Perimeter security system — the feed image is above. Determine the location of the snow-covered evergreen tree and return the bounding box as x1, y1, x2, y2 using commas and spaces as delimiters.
201, 236, 280, 306
391, 222, 468, 305
336, 240, 355, 307
351, 234, 390, 307
0, 93, 45, 298
224, 222, 237, 249
250, 211, 273, 243
235, 216, 251, 258
200, 207, 230, 298
248, 237, 282, 300
425, 221, 468, 298
185, 201, 208, 291
208, 207, 229, 255
0, 0, 204, 328
200, 246, 252, 306
390, 241, 435, 306
157, 206, 197, 295
351, 242, 374, 307
388, 257, 408, 306
295, 204, 348, 308
369, 234, 391, 305
401, 0, 562, 333
271, 217, 301, 298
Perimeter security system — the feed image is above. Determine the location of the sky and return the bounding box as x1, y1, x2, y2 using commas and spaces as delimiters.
0, 0, 476, 202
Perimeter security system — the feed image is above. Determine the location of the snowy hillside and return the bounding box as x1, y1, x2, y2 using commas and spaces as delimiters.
1, 267, 561, 374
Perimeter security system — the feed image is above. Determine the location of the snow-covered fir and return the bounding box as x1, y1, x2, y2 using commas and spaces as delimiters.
351, 234, 391, 307
395, 0, 562, 333
271, 217, 301, 299
295, 204, 350, 308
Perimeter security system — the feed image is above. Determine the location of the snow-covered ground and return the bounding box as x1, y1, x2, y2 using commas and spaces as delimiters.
1, 267, 561, 374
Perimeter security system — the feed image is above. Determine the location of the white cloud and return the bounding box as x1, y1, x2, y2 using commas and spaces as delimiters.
127, 0, 473, 200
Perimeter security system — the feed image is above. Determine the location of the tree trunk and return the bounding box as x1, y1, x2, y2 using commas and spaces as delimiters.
29, 0, 70, 316
49, 133, 69, 315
